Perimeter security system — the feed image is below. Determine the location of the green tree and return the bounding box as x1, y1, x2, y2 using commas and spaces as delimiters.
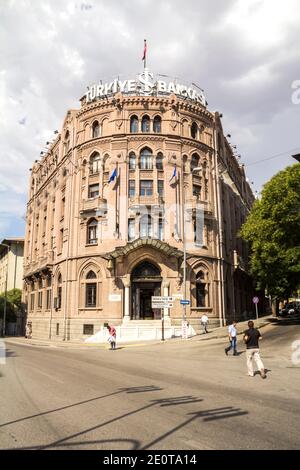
0, 288, 22, 322
241, 163, 300, 308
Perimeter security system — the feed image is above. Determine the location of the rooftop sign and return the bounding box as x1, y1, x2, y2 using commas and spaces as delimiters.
85, 68, 206, 107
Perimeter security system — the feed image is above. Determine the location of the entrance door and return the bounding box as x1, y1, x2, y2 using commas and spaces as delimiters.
131, 261, 162, 320
140, 288, 153, 319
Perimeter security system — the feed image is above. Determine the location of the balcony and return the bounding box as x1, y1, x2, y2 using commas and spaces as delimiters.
129, 195, 164, 210
185, 197, 213, 214
80, 197, 107, 217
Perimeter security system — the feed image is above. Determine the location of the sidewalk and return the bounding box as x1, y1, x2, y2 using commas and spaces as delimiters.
192, 314, 273, 342
3, 315, 274, 350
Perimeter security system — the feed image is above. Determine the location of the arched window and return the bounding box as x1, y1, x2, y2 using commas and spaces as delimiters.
140, 147, 153, 170
130, 115, 139, 133
38, 278, 43, 309
129, 152, 136, 170
85, 270, 97, 307
90, 152, 100, 174
191, 122, 198, 139
156, 152, 163, 170
190, 153, 200, 171
183, 155, 188, 173
131, 261, 160, 279
86, 270, 96, 279
64, 131, 70, 154
196, 271, 206, 307
153, 116, 161, 133
141, 115, 150, 133
87, 219, 98, 245
140, 214, 153, 238
92, 121, 100, 138
57, 274, 62, 309
46, 275, 52, 310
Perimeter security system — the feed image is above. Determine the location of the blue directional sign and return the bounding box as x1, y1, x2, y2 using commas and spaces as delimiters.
180, 300, 190, 305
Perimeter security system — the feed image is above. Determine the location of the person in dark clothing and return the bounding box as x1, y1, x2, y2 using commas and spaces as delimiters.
243, 320, 266, 379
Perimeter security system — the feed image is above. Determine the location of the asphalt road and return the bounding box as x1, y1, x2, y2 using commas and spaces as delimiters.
1, 317, 300, 450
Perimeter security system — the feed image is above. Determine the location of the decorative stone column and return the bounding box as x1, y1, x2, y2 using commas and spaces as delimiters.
123, 276, 131, 323
162, 280, 170, 319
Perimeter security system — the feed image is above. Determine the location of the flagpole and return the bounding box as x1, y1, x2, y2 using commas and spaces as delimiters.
143, 39, 147, 70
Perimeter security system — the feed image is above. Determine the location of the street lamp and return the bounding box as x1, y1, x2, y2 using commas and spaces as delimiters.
0, 242, 10, 337
181, 167, 201, 338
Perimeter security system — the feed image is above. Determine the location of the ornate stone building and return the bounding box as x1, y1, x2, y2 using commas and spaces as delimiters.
23, 70, 255, 341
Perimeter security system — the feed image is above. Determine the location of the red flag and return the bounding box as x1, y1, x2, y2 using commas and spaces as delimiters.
142, 39, 147, 61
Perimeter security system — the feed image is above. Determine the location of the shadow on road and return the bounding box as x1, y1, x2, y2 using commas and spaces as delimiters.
268, 314, 300, 326
0, 385, 162, 429
10, 392, 248, 450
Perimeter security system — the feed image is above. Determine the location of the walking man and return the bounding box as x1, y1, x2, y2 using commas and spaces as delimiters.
243, 320, 266, 379
200, 314, 209, 334
106, 324, 116, 350
225, 320, 238, 356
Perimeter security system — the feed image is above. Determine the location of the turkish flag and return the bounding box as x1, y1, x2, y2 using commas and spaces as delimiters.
142, 39, 147, 61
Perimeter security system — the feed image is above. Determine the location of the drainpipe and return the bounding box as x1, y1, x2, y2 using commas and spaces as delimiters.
212, 120, 226, 327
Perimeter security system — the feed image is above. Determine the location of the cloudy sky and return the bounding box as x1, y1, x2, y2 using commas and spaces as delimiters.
1, 0, 299, 239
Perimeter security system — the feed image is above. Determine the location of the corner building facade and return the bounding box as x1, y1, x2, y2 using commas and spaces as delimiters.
24, 73, 255, 341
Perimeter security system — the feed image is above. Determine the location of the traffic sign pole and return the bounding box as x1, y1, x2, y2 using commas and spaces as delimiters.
252, 296, 259, 321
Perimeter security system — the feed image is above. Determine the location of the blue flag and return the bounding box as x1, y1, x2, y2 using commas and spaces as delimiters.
169, 165, 177, 183
109, 167, 117, 183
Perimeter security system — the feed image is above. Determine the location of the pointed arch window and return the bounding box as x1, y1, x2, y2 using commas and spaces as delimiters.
191, 153, 200, 171
129, 152, 136, 170
141, 115, 150, 133
196, 271, 206, 307
87, 219, 98, 245
57, 274, 62, 309
64, 131, 70, 154
92, 121, 100, 138
89, 152, 100, 174
130, 115, 139, 133
156, 152, 163, 170
191, 122, 198, 139
153, 116, 161, 133
85, 270, 97, 307
140, 147, 153, 170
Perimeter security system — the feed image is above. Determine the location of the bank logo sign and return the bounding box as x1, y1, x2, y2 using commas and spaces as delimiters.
85, 68, 206, 107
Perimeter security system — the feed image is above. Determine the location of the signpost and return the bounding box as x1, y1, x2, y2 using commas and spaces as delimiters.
253, 296, 259, 321
151, 297, 174, 341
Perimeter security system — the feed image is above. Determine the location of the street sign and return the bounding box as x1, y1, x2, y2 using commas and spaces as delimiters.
180, 300, 190, 305
252, 297, 259, 304
152, 296, 173, 302
152, 296, 174, 309
109, 294, 121, 302
152, 302, 173, 309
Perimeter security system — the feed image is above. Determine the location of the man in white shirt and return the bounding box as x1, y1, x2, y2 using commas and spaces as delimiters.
200, 314, 209, 334
225, 320, 238, 356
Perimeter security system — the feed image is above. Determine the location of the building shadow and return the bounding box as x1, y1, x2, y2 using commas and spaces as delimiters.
0, 385, 162, 429
268, 314, 300, 326
141, 406, 249, 449
5, 392, 248, 451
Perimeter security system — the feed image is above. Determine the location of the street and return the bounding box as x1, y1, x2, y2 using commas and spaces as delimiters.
0, 317, 300, 450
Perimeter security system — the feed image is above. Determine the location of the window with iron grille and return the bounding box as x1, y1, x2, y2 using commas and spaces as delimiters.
83, 324, 94, 335
86, 283, 97, 307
